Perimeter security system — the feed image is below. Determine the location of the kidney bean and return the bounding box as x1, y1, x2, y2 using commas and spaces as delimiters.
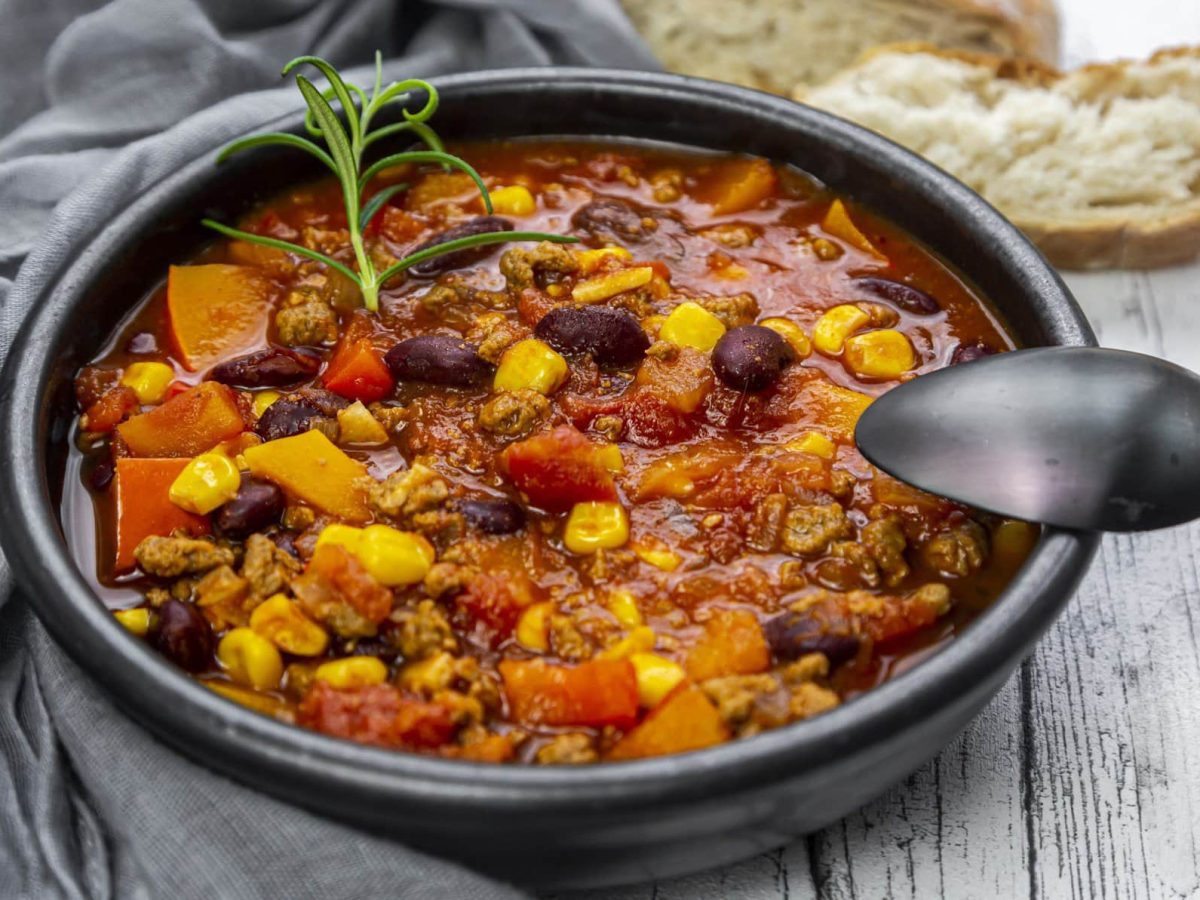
254, 397, 326, 441
534, 306, 649, 368
459, 498, 526, 535
214, 477, 285, 540
384, 335, 492, 387
856, 277, 940, 315
154, 600, 213, 673
345, 636, 403, 662
764, 612, 861, 667
572, 199, 649, 242
951, 341, 997, 366
89, 455, 116, 492
712, 325, 795, 392
406, 216, 514, 277
209, 346, 321, 388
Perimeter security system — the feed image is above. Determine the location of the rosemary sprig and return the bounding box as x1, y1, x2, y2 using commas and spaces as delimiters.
202, 53, 576, 312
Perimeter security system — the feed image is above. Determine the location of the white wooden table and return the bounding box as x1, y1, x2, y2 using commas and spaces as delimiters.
564, 4, 1200, 897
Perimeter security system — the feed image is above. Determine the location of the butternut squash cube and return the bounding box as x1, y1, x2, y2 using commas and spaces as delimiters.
243, 429, 370, 522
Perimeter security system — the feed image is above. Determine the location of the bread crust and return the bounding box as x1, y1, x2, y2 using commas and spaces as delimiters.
950, 0, 1060, 63
800, 44, 1200, 270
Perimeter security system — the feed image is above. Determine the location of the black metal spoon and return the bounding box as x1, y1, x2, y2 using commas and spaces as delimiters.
854, 347, 1200, 531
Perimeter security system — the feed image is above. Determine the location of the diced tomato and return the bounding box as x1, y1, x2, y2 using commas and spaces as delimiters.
607, 685, 729, 760
685, 609, 771, 681
82, 386, 139, 434
293, 544, 393, 625
298, 682, 458, 749
455, 571, 535, 644
116, 382, 245, 457
113, 458, 210, 572
499, 658, 639, 729
373, 205, 425, 243
501, 425, 618, 512
322, 338, 394, 403
516, 288, 558, 326
623, 389, 696, 448
558, 392, 623, 432
634, 348, 713, 415
441, 733, 516, 762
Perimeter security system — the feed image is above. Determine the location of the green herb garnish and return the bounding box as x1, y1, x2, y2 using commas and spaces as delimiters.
202, 54, 576, 312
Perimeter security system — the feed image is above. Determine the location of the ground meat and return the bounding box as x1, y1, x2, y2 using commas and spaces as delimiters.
394, 599, 458, 659
194, 564, 251, 629
921, 520, 988, 577
548, 614, 592, 661
748, 493, 789, 552
778, 560, 808, 591
424, 562, 476, 599
788, 682, 840, 719
477, 389, 550, 440
499, 241, 579, 292
692, 292, 759, 328
465, 312, 524, 364
300, 226, 350, 256
591, 415, 623, 442
535, 733, 598, 765
651, 169, 683, 203
276, 299, 337, 346
241, 533, 300, 599
780, 503, 852, 556
409, 509, 465, 543
861, 516, 909, 587
701, 674, 780, 729
134, 535, 235, 578
431, 688, 485, 726
910, 582, 953, 616
366, 463, 450, 519
367, 403, 411, 435
74, 365, 119, 408
698, 223, 759, 249
829, 469, 857, 501
827, 541, 879, 588
780, 652, 830, 684
644, 340, 679, 362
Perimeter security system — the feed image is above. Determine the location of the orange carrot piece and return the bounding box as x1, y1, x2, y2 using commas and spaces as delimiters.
113, 458, 210, 572
685, 609, 771, 682
116, 382, 245, 458
607, 685, 730, 760
167, 264, 275, 371
499, 658, 639, 729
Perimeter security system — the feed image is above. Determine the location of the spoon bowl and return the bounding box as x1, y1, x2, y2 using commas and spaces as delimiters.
855, 347, 1200, 532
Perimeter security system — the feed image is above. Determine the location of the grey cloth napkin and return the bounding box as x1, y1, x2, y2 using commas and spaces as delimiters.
0, 2, 658, 897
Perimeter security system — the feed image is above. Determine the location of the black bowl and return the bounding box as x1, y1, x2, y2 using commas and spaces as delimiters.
0, 68, 1098, 889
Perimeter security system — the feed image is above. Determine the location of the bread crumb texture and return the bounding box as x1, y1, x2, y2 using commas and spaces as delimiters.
802, 46, 1200, 269
622, 0, 1059, 93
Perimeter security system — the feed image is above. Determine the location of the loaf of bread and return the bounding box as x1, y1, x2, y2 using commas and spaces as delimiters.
621, 0, 1059, 93
799, 45, 1200, 270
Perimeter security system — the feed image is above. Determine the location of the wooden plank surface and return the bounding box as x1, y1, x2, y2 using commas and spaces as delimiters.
562, 4, 1200, 896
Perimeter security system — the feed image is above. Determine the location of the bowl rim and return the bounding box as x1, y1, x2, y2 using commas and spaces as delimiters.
0, 66, 1099, 814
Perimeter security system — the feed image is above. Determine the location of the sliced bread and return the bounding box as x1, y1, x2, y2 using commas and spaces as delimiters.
799, 45, 1200, 270
621, 0, 1059, 94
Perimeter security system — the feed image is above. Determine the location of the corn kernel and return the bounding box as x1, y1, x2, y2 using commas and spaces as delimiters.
607, 590, 643, 628
205, 680, 289, 716
315, 523, 364, 554
120, 361, 175, 404
599, 625, 656, 660
571, 266, 654, 304
249, 594, 328, 656
398, 651, 456, 694
494, 339, 569, 395
760, 317, 812, 359
337, 400, 389, 445
252, 390, 281, 418
575, 246, 632, 273
114, 607, 150, 636
169, 452, 241, 514
488, 185, 536, 216
633, 543, 682, 571
516, 601, 555, 652
992, 519, 1039, 565
844, 329, 915, 379
356, 524, 435, 586
563, 501, 629, 554
217, 627, 284, 691
594, 443, 624, 473
659, 301, 726, 351
786, 431, 836, 459
822, 199, 886, 259
813, 304, 870, 355
629, 652, 686, 707
314, 656, 389, 689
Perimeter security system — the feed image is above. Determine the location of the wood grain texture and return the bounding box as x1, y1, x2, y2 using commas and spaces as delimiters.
558, 6, 1200, 896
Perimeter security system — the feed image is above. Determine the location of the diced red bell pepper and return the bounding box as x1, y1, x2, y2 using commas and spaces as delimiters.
499, 658, 639, 729
298, 682, 458, 749
322, 338, 394, 403
501, 425, 618, 512
455, 571, 535, 645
